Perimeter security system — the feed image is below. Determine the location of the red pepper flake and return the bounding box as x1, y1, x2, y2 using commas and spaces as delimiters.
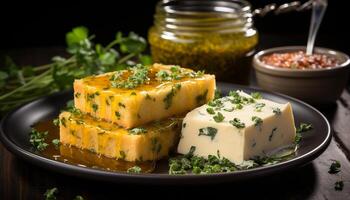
261, 51, 339, 69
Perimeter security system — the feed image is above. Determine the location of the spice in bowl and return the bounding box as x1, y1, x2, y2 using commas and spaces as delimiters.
260, 51, 339, 69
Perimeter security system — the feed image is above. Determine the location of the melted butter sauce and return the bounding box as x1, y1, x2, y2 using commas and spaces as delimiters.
82, 64, 206, 92
34, 119, 156, 173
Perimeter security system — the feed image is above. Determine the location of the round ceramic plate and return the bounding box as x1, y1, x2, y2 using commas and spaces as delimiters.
0, 83, 331, 184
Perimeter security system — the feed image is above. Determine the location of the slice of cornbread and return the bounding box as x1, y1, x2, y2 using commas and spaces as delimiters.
74, 63, 215, 129
59, 111, 182, 161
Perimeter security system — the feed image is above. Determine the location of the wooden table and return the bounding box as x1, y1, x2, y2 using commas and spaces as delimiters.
1, 46, 350, 200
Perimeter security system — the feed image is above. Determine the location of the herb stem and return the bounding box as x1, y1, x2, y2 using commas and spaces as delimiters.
117, 53, 136, 64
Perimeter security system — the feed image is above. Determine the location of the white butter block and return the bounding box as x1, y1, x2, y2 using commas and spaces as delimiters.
177, 91, 296, 164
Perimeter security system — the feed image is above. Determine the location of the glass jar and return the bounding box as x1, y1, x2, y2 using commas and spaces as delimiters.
148, 0, 258, 84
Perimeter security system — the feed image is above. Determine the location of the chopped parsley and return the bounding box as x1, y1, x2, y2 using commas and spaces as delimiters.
44, 187, 58, 200
119, 151, 126, 159
206, 107, 215, 115
229, 118, 245, 129
92, 103, 98, 112
168, 147, 296, 175
127, 166, 142, 174
254, 103, 265, 112
335, 181, 344, 191
74, 92, 81, 98
272, 107, 282, 115
53, 118, 60, 126
115, 111, 121, 119
214, 89, 222, 100
296, 123, 313, 133
329, 160, 341, 174
198, 127, 218, 140
196, 89, 208, 105
269, 127, 277, 141
129, 127, 147, 135
163, 84, 181, 109
295, 123, 313, 144
111, 64, 150, 89
52, 139, 60, 149
118, 102, 126, 108
213, 112, 225, 122
252, 116, 263, 127
235, 104, 243, 110
29, 128, 49, 151
251, 92, 262, 99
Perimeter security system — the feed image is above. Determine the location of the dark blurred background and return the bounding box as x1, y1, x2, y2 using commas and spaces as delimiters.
0, 0, 349, 60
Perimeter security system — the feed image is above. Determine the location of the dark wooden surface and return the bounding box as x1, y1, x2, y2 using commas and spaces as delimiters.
1, 47, 350, 200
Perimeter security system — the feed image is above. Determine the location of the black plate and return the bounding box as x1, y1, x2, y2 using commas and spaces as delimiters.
0, 83, 331, 184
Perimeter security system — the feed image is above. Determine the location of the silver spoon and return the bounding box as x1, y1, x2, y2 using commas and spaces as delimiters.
306, 0, 328, 55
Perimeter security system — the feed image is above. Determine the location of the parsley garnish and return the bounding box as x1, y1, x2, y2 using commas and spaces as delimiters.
196, 89, 208, 105
329, 160, 341, 174
52, 139, 60, 149
111, 64, 150, 89
29, 128, 49, 151
214, 89, 222, 100
229, 118, 245, 129
272, 107, 282, 115
335, 181, 344, 191
206, 107, 215, 115
92, 103, 98, 112
127, 166, 142, 173
119, 151, 126, 159
44, 187, 58, 200
115, 111, 121, 119
198, 127, 218, 140
213, 112, 225, 122
252, 116, 263, 127
269, 128, 277, 141
251, 92, 262, 99
295, 123, 313, 144
129, 127, 147, 135
163, 84, 181, 109
296, 123, 313, 133
254, 103, 265, 112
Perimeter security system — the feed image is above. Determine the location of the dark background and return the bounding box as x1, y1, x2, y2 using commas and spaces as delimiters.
1, 0, 349, 53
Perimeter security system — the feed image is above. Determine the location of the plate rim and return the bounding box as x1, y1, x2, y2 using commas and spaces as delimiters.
0, 83, 332, 184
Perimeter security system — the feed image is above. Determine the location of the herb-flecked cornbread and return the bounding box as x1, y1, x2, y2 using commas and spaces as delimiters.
73, 63, 216, 128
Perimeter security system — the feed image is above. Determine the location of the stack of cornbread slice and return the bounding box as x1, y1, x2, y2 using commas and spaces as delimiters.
59, 64, 216, 161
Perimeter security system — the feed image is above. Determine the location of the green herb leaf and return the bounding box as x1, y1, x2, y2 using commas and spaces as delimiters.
213, 112, 225, 122
52, 139, 60, 149
29, 128, 49, 151
296, 123, 313, 133
272, 107, 282, 115
229, 118, 245, 129
127, 166, 142, 173
198, 127, 218, 140
252, 116, 263, 127
206, 107, 215, 115
335, 181, 344, 191
44, 187, 58, 200
328, 160, 341, 174
254, 103, 266, 112
251, 92, 262, 99
66, 26, 88, 47
129, 127, 147, 135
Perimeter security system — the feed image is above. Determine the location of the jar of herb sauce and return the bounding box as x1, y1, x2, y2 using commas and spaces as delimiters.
148, 0, 258, 84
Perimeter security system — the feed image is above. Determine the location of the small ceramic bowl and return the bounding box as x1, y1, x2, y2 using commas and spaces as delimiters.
253, 46, 350, 104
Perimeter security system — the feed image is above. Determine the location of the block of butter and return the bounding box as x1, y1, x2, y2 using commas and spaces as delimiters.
59, 111, 181, 161
74, 63, 215, 129
177, 91, 296, 164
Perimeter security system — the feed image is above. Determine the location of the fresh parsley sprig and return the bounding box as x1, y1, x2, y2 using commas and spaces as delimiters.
0, 26, 151, 114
